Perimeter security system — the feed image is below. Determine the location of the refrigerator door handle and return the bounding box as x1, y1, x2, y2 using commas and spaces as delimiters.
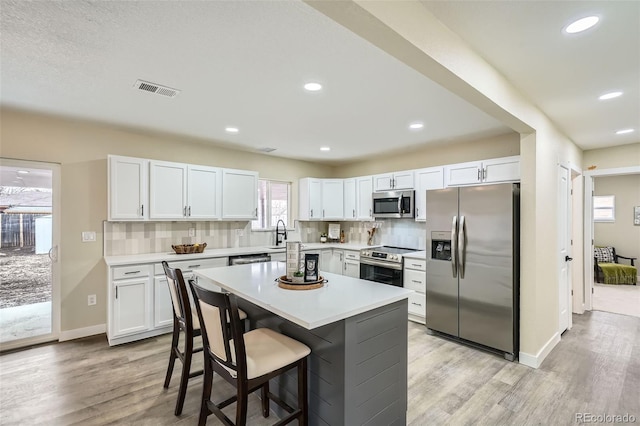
459, 215, 466, 279
451, 215, 458, 278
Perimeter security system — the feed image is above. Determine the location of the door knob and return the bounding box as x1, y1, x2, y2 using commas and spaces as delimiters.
565, 256, 573, 262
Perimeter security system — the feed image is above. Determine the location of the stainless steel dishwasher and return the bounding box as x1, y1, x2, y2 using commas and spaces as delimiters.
228, 253, 271, 265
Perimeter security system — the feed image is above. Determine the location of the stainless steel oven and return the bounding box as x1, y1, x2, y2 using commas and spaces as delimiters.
359, 246, 419, 287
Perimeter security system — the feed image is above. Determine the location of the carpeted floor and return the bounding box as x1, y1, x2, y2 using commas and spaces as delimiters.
592, 282, 640, 318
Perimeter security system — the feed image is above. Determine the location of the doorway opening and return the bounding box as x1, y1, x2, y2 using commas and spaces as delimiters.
0, 159, 60, 350
584, 166, 640, 319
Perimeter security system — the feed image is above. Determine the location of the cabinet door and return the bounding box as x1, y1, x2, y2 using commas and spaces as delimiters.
343, 178, 357, 220
415, 167, 444, 221
153, 276, 173, 328
330, 250, 344, 274
149, 161, 187, 219
108, 156, 147, 221
307, 179, 323, 220
483, 156, 520, 183
344, 260, 360, 278
188, 165, 222, 219
321, 180, 344, 220
113, 278, 151, 336
392, 171, 415, 190
373, 173, 394, 191
445, 161, 482, 186
320, 250, 332, 273
222, 169, 258, 219
356, 176, 373, 220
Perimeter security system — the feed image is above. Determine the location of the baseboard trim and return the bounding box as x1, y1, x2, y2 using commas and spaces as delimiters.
59, 324, 106, 342
519, 332, 560, 369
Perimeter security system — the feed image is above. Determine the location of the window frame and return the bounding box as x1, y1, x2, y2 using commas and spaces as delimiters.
252, 179, 292, 230
593, 195, 615, 222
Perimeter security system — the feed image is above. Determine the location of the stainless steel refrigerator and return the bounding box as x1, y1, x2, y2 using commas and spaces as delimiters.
425, 183, 519, 360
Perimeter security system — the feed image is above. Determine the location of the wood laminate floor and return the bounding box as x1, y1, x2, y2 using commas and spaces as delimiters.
1, 311, 638, 425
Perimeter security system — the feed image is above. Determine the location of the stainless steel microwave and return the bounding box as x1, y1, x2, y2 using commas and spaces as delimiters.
372, 190, 415, 218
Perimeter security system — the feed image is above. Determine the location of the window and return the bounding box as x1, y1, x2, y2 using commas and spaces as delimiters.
593, 195, 615, 222
252, 180, 291, 229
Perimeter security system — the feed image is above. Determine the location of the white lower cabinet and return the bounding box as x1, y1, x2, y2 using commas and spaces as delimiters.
154, 276, 173, 328
403, 258, 426, 324
343, 250, 360, 278
111, 265, 152, 339
108, 256, 228, 346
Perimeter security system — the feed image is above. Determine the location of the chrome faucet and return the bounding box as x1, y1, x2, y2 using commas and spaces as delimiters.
275, 219, 287, 246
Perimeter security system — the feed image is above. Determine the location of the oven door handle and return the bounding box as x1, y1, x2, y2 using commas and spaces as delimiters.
359, 257, 403, 271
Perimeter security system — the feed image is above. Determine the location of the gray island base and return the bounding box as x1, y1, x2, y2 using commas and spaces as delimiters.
194, 262, 410, 426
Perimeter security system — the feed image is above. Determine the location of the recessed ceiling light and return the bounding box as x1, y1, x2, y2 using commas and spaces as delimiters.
225, 127, 239, 134
599, 91, 623, 100
409, 122, 424, 130
615, 128, 634, 135
17, 170, 30, 174
304, 82, 323, 92
320, 146, 331, 152
564, 16, 599, 34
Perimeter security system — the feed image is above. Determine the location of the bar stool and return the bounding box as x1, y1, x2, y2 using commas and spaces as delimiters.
189, 279, 310, 426
161, 261, 247, 416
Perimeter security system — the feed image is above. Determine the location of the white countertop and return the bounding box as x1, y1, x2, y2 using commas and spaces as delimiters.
194, 261, 412, 330
104, 242, 374, 266
403, 250, 427, 260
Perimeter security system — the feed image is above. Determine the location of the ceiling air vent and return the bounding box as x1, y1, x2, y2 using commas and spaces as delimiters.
257, 147, 277, 153
133, 79, 180, 98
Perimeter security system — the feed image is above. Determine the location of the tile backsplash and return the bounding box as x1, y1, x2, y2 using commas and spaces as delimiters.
104, 219, 425, 256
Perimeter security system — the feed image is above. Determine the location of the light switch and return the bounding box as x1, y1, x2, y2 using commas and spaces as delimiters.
82, 231, 96, 242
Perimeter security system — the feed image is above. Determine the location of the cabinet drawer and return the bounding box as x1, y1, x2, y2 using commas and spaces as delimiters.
344, 251, 360, 261
404, 258, 426, 271
403, 269, 426, 292
154, 257, 228, 275
408, 292, 426, 317
113, 265, 150, 280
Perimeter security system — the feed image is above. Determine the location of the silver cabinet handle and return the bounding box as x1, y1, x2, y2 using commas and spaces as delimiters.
477, 168, 481, 181
390, 178, 393, 188
188, 264, 200, 269
115, 286, 118, 299
482, 168, 487, 180
188, 206, 191, 216
255, 207, 257, 217
323, 209, 325, 218
124, 270, 141, 275
310, 209, 313, 218
412, 280, 421, 283
141, 205, 144, 216
369, 208, 372, 217
183, 206, 187, 217
353, 209, 355, 218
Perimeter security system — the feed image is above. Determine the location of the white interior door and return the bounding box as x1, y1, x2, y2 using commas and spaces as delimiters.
558, 164, 572, 334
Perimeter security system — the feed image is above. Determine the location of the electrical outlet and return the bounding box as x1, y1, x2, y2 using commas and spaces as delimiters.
236, 229, 244, 237
82, 231, 96, 242
188, 227, 196, 237
88, 294, 97, 306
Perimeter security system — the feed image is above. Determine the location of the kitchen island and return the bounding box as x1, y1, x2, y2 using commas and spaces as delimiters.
194, 261, 412, 426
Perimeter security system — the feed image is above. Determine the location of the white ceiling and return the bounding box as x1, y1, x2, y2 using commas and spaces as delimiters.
1, 1, 637, 165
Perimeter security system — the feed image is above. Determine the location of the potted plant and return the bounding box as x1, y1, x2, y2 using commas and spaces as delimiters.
320, 233, 327, 243
292, 271, 305, 283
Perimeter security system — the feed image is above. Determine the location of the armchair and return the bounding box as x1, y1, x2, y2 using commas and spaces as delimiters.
594, 246, 637, 285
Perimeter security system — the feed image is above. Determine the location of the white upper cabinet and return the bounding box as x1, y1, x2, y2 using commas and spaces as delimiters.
445, 156, 520, 186
343, 178, 357, 221
373, 170, 414, 191
149, 160, 187, 219
482, 156, 521, 183
188, 165, 222, 219
356, 176, 373, 221
222, 168, 258, 220
108, 155, 148, 221
322, 179, 344, 220
414, 167, 444, 221
299, 178, 344, 221
299, 178, 323, 221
